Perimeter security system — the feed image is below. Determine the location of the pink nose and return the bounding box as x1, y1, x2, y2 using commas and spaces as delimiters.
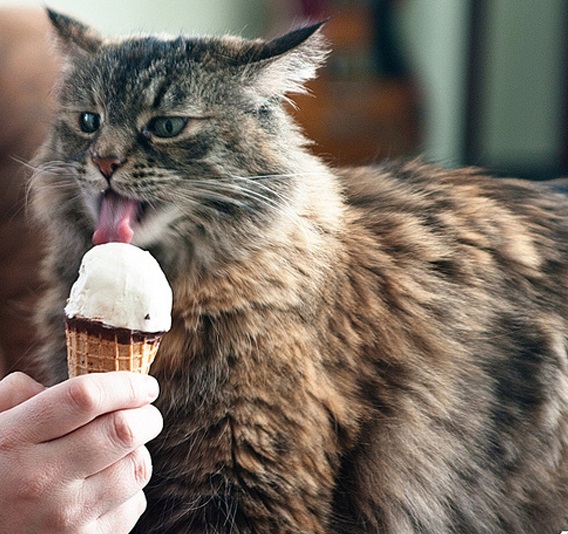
92, 154, 124, 180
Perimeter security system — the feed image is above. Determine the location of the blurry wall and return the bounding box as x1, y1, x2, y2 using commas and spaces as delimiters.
397, 0, 470, 167
1, 0, 565, 176
399, 0, 568, 178
472, 0, 566, 178
0, 0, 268, 36
399, 0, 566, 177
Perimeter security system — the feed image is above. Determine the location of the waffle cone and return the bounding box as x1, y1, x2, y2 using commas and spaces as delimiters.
66, 323, 162, 377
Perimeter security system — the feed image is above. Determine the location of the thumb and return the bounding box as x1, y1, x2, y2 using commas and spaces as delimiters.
0, 372, 46, 413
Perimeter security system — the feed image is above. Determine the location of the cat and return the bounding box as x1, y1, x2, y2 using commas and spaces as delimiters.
30, 9, 568, 534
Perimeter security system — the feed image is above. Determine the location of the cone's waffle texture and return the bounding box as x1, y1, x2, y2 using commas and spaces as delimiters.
66, 325, 162, 376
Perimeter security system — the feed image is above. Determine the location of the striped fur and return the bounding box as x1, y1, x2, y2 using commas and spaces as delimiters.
31, 11, 568, 533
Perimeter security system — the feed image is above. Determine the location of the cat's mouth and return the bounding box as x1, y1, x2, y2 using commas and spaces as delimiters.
92, 189, 148, 245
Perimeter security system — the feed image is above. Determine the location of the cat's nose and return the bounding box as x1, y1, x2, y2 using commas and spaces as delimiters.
92, 154, 125, 181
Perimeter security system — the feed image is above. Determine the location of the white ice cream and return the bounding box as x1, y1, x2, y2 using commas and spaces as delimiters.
65, 243, 172, 332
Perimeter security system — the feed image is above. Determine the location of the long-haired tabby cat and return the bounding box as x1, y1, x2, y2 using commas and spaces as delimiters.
30, 9, 568, 533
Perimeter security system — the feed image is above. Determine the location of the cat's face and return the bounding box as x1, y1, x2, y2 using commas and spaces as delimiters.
34, 10, 326, 273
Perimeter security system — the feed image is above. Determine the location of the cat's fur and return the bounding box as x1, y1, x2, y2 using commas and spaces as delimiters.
30, 10, 568, 533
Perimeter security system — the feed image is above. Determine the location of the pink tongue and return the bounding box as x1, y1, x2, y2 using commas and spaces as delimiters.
93, 191, 139, 245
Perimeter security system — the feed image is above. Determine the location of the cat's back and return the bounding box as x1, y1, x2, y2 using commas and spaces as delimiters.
330, 159, 568, 533
339, 159, 568, 286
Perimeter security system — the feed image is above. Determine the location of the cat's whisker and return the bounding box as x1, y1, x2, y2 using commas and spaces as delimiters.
191, 179, 305, 222
187, 184, 296, 225
231, 171, 310, 181
10, 155, 40, 172
182, 181, 317, 251
167, 185, 254, 214
188, 178, 289, 208
162, 190, 227, 216
25, 161, 82, 213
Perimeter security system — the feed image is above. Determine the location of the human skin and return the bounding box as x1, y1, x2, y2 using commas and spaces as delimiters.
0, 371, 163, 533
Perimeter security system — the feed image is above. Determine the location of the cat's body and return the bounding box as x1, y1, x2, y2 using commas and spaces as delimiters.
31, 10, 568, 533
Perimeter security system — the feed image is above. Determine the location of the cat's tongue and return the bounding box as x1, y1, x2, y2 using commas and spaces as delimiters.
93, 190, 138, 245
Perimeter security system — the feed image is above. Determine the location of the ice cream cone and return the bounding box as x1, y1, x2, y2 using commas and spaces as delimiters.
65, 318, 163, 376
64, 243, 172, 377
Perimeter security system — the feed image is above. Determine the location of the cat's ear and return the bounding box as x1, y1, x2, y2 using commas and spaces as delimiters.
242, 21, 329, 98
46, 8, 103, 58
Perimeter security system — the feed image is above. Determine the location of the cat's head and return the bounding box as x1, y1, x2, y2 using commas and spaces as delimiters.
32, 9, 328, 274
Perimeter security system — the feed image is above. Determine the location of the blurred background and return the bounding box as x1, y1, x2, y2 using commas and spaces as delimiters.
1, 0, 567, 178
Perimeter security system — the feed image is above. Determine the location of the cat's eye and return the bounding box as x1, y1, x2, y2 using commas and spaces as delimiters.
146, 117, 189, 138
79, 112, 101, 134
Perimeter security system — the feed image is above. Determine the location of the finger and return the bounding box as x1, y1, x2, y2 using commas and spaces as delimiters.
12, 372, 159, 444
81, 446, 153, 518
0, 372, 46, 413
94, 490, 147, 534
48, 404, 163, 479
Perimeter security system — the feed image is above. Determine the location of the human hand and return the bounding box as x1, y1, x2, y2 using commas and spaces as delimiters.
0, 371, 163, 533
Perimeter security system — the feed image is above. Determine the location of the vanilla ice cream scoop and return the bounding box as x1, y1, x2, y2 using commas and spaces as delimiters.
65, 242, 172, 333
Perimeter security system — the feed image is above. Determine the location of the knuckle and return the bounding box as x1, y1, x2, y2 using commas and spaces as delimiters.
3, 371, 28, 388
65, 378, 102, 416
0, 372, 42, 405
13, 464, 55, 503
0, 427, 14, 450
124, 374, 140, 404
109, 411, 135, 449
130, 446, 153, 487
47, 501, 84, 532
